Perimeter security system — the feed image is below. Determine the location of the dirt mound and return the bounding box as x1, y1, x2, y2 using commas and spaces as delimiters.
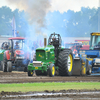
0, 89, 100, 99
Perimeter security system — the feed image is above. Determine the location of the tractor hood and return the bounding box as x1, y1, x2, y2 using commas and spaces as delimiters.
15, 50, 24, 55
0, 49, 6, 54
36, 45, 54, 51
0, 49, 6, 61
36, 45, 55, 61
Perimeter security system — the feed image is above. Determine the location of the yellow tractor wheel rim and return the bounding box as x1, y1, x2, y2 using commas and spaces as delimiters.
31, 72, 33, 75
68, 54, 73, 72
52, 66, 55, 76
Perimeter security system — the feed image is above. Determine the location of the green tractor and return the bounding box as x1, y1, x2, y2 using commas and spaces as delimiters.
28, 33, 73, 77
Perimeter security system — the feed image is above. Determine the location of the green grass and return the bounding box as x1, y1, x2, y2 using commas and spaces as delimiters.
0, 82, 100, 92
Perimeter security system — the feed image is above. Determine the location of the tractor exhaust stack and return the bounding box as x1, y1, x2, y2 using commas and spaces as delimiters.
44, 38, 47, 47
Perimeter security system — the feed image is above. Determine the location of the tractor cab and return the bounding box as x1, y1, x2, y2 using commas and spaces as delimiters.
8, 37, 25, 51
2, 37, 30, 72
8, 37, 25, 59
48, 32, 62, 48
90, 33, 100, 50
48, 32, 62, 60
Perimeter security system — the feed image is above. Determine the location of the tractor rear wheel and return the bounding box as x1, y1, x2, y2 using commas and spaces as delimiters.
7, 61, 12, 72
58, 49, 73, 76
48, 64, 55, 77
28, 70, 33, 76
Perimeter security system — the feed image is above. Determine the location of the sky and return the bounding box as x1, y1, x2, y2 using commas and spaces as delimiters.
0, 0, 99, 13
50, 0, 99, 13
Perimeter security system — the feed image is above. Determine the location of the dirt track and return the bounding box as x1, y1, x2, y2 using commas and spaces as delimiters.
0, 71, 100, 99
0, 71, 100, 83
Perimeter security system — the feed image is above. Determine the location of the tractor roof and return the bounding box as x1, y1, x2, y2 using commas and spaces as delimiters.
91, 32, 100, 36
8, 37, 25, 40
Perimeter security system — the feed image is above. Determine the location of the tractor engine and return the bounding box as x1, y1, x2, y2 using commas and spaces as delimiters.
15, 50, 24, 59
14, 50, 29, 67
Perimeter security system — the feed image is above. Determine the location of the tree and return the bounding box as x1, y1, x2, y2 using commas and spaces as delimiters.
0, 6, 29, 37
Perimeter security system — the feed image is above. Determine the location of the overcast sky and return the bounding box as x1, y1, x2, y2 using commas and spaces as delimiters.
0, 0, 99, 13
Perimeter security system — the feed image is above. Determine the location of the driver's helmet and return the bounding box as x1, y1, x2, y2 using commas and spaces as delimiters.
52, 36, 56, 41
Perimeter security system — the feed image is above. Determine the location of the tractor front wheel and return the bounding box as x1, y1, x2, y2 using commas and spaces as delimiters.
86, 60, 92, 75
86, 67, 92, 75
24, 67, 27, 72
28, 70, 33, 76
1, 61, 3, 71
3, 53, 7, 72
2, 61, 7, 72
86, 65, 92, 75
7, 61, 12, 72
48, 64, 55, 77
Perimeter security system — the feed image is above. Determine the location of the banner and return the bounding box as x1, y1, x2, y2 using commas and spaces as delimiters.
11, 16, 16, 37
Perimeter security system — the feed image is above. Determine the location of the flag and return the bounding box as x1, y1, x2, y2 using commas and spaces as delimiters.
12, 16, 16, 37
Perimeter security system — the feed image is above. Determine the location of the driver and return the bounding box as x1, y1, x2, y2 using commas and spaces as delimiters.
14, 41, 19, 50
3, 43, 9, 50
49, 37, 59, 47
49, 37, 57, 45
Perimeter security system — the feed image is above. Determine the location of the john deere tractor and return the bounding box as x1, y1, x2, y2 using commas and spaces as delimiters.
28, 33, 73, 77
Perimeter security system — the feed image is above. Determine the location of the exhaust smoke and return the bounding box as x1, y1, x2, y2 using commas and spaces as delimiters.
6, 0, 51, 34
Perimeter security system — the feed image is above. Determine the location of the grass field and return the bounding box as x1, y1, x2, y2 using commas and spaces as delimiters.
0, 82, 100, 92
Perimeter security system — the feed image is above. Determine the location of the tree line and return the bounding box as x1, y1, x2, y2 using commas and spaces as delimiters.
0, 6, 99, 37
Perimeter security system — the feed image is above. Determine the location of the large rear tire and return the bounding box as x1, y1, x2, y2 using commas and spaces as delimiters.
58, 49, 73, 76
7, 61, 12, 72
